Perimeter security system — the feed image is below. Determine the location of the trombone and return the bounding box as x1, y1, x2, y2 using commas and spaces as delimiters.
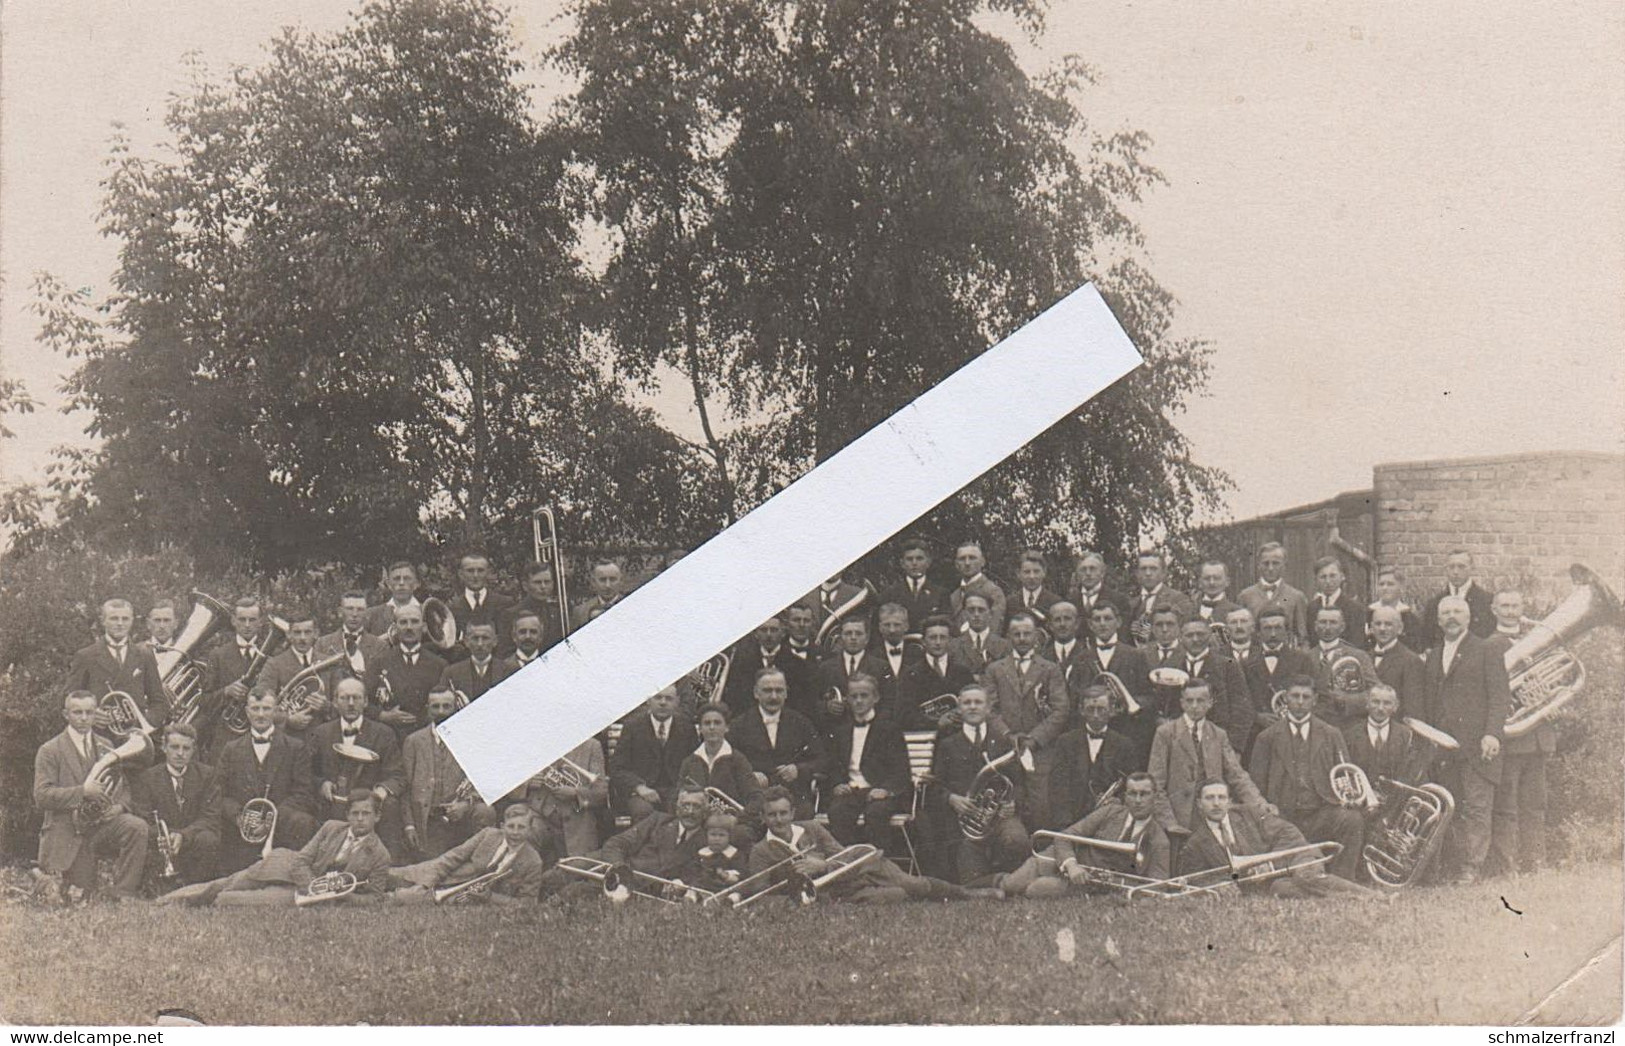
725, 837, 882, 909
1029, 830, 1222, 900
1154, 841, 1344, 898
555, 856, 720, 905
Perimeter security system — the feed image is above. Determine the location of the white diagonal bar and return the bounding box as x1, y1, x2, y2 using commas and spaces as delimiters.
439, 283, 1142, 801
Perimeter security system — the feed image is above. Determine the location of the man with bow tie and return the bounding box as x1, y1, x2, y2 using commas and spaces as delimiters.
401, 687, 496, 858
877, 537, 949, 631
948, 594, 1012, 679
33, 691, 151, 903
132, 722, 222, 885
1238, 542, 1311, 647
316, 591, 388, 689
216, 691, 318, 873
570, 559, 626, 632
1127, 552, 1194, 646
391, 803, 545, 904
1073, 603, 1154, 769
1047, 686, 1135, 829
608, 688, 699, 822
1339, 684, 1431, 791
447, 552, 514, 651
898, 616, 977, 732
984, 613, 1070, 830
1241, 608, 1319, 757
136, 599, 179, 660
784, 603, 819, 664
372, 603, 448, 741
1007, 550, 1063, 628
1192, 560, 1242, 634
308, 677, 405, 851
65, 597, 169, 739
1368, 605, 1426, 720
1248, 676, 1364, 880
201, 597, 276, 754
252, 609, 336, 735
948, 542, 1007, 637
1310, 606, 1380, 728
724, 613, 812, 716
873, 603, 922, 701
438, 622, 513, 708
931, 686, 1027, 888
1178, 618, 1255, 752
1420, 595, 1511, 884
825, 674, 910, 851
729, 667, 827, 818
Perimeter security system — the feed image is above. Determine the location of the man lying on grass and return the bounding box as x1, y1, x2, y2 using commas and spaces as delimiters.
390, 802, 544, 905
155, 790, 390, 907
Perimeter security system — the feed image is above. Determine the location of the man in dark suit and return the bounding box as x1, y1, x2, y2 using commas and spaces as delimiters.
947, 594, 1012, 678
1310, 556, 1368, 648
1244, 607, 1319, 748
1248, 676, 1364, 879
66, 598, 169, 736
1340, 684, 1432, 788
1070, 551, 1125, 621
1002, 771, 1170, 897
372, 602, 448, 742
931, 685, 1027, 886
1192, 560, 1243, 635
805, 573, 869, 644
315, 591, 389, 693
1238, 542, 1312, 647
871, 603, 923, 703
729, 667, 827, 817
724, 614, 807, 715
877, 537, 948, 631
437, 622, 513, 706
1127, 551, 1194, 647
446, 552, 514, 649
570, 559, 627, 632
201, 596, 276, 754
1177, 779, 1365, 897
897, 616, 977, 732
1074, 602, 1154, 769
1420, 595, 1512, 883
949, 542, 1007, 636
33, 691, 151, 901
215, 691, 319, 873
1007, 550, 1063, 630
1369, 605, 1427, 718
812, 617, 891, 733
1047, 686, 1135, 829
363, 561, 423, 637
1421, 549, 1497, 647
504, 612, 546, 673
1178, 617, 1254, 752
784, 603, 819, 665
608, 687, 698, 821
1369, 567, 1426, 652
137, 599, 180, 660
252, 610, 338, 736
540, 783, 711, 899
132, 722, 222, 885
825, 675, 910, 850
1488, 591, 1552, 876
308, 678, 405, 841
1309, 605, 1379, 729
507, 561, 565, 655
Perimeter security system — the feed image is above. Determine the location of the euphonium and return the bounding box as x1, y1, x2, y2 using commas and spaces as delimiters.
275, 650, 347, 720
538, 756, 600, 793
1329, 654, 1366, 693
99, 687, 157, 741
160, 591, 235, 726
238, 787, 278, 860
1328, 761, 1380, 811
813, 580, 876, 652
1362, 777, 1455, 890
958, 749, 1018, 842
294, 871, 359, 907
73, 733, 150, 835
1503, 563, 1621, 739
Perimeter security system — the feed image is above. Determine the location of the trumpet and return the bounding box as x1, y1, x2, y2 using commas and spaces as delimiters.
73, 733, 149, 835
433, 851, 519, 904
1329, 762, 1381, 811
239, 786, 278, 860
153, 810, 180, 881
1503, 563, 1621, 739
99, 687, 157, 741
705, 787, 746, 816
275, 651, 347, 720
294, 871, 359, 907
958, 749, 1018, 841
1097, 671, 1143, 717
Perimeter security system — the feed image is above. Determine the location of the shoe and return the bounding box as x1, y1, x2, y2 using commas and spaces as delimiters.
963, 887, 1006, 901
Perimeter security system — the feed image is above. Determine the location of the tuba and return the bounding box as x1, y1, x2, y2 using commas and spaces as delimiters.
294, 871, 359, 907
159, 591, 236, 727
1362, 777, 1455, 889
958, 749, 1018, 841
99, 687, 158, 742
689, 652, 733, 707
73, 733, 151, 834
1503, 563, 1622, 739
1328, 762, 1381, 811
276, 651, 347, 721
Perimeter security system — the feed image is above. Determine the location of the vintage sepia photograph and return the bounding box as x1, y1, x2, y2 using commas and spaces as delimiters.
1, 0, 1621, 1029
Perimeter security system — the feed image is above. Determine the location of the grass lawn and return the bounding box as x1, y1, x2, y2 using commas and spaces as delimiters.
2, 862, 1619, 1026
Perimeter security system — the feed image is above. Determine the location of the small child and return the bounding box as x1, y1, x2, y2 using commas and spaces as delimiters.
686, 811, 751, 894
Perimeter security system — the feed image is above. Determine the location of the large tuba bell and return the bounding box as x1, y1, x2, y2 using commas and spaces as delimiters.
159, 591, 236, 727
1362, 777, 1455, 889
421, 597, 458, 653
1503, 563, 1622, 739
958, 749, 1018, 841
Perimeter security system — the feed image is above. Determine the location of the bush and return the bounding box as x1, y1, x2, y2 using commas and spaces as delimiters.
1546, 631, 1624, 864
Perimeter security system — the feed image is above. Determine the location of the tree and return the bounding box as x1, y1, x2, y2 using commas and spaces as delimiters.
35, 0, 709, 574
558, 0, 1226, 562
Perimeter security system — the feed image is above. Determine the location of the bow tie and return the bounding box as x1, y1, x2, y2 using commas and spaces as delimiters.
853, 716, 874, 726
888, 647, 903, 657
252, 735, 273, 745
1097, 642, 1116, 652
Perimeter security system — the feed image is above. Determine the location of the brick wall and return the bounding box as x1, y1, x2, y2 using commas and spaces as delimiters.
1374, 451, 1625, 613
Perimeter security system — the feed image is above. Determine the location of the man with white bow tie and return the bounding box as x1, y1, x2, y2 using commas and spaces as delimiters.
931, 685, 1027, 888
66, 597, 169, 738
216, 691, 319, 873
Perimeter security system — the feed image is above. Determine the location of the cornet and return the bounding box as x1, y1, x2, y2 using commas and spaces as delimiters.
153, 810, 180, 881
294, 871, 359, 907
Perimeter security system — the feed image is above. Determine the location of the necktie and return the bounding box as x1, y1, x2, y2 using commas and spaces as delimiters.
934, 656, 946, 678
345, 633, 359, 655
80, 734, 94, 763
1017, 655, 1030, 677
172, 774, 184, 803
974, 634, 984, 654
1192, 723, 1207, 780
1119, 816, 1134, 843
846, 654, 858, 676
974, 725, 985, 746
1373, 727, 1386, 753
910, 578, 921, 595
110, 643, 126, 666
404, 648, 419, 667
1222, 819, 1237, 852
299, 652, 310, 668
253, 733, 272, 746
657, 720, 668, 744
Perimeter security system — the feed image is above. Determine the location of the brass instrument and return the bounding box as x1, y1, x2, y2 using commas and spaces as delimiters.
329, 741, 381, 804
555, 856, 719, 905
433, 851, 519, 905
1098, 671, 1143, 717
1172, 841, 1344, 894
159, 591, 235, 727
238, 786, 278, 860
1329, 761, 1381, 811
99, 687, 157, 741
153, 809, 180, 881
422, 596, 458, 653
1362, 777, 1455, 889
1270, 689, 1290, 717
1147, 666, 1191, 689
813, 579, 876, 652
918, 692, 962, 726
690, 652, 732, 707
451, 685, 470, 711
1031, 829, 1222, 899
531, 505, 573, 640
1402, 717, 1460, 751
275, 651, 347, 720
958, 749, 1018, 841
376, 670, 396, 710
704, 787, 746, 816
725, 836, 881, 908
221, 616, 291, 735
73, 733, 149, 834
538, 756, 600, 793
432, 778, 478, 824
1329, 654, 1366, 693
823, 685, 847, 718
1503, 563, 1621, 739
294, 871, 359, 907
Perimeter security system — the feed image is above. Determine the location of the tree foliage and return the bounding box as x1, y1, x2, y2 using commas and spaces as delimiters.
34, 0, 708, 574
559, 0, 1227, 560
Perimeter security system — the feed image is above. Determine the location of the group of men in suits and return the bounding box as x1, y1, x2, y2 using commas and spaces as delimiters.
31, 540, 1544, 905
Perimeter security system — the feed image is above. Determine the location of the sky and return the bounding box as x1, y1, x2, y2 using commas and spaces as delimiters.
2, 0, 1621, 524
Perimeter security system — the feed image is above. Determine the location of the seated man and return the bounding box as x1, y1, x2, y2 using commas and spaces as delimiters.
391, 803, 545, 905
1047, 686, 1135, 829
608, 687, 698, 821
729, 667, 826, 818
671, 810, 752, 894
745, 787, 982, 903
1340, 683, 1432, 789
931, 685, 1028, 888
33, 690, 150, 903
825, 674, 910, 851
1002, 772, 1169, 898
537, 784, 712, 899
1147, 680, 1268, 831
215, 691, 319, 873
1248, 676, 1365, 880
1176, 779, 1366, 898
157, 790, 392, 907
402, 687, 496, 860
131, 722, 222, 886
521, 733, 609, 859
308, 677, 405, 854
677, 703, 764, 835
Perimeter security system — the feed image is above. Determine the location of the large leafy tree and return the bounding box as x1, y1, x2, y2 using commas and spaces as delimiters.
559, 0, 1225, 561
36, 0, 707, 573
